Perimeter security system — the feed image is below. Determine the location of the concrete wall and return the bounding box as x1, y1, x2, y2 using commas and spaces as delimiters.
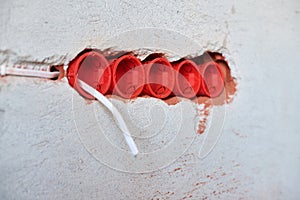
0, 0, 299, 199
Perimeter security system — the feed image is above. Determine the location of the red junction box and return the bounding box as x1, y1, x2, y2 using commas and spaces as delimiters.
67, 51, 111, 99
109, 55, 145, 99
143, 57, 175, 99
198, 61, 224, 98
173, 59, 202, 99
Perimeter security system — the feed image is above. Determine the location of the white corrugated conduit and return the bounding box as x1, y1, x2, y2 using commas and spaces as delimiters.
0, 64, 60, 79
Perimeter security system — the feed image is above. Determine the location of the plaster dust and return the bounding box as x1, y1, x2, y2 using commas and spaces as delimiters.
1, 0, 300, 199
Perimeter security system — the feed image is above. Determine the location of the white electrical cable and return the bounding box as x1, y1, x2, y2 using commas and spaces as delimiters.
77, 79, 139, 156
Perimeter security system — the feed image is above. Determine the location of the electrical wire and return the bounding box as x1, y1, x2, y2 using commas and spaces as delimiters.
77, 79, 139, 156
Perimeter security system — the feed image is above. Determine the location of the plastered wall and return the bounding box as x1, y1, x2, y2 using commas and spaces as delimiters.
0, 0, 299, 199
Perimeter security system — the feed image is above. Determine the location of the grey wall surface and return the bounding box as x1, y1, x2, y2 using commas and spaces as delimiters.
0, 0, 300, 199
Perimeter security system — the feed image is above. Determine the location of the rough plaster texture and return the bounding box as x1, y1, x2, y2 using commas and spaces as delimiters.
0, 0, 300, 199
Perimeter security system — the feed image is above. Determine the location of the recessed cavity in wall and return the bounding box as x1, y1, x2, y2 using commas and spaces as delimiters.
66, 49, 237, 135
67, 49, 237, 104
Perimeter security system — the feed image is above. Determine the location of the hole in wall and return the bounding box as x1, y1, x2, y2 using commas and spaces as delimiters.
67, 48, 237, 106
67, 48, 237, 136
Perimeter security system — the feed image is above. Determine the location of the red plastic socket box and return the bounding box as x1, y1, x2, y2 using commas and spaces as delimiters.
143, 57, 175, 99
109, 54, 144, 99
198, 61, 224, 98
67, 51, 111, 99
173, 59, 201, 99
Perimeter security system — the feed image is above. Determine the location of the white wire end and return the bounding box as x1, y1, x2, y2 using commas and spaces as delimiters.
124, 133, 139, 156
